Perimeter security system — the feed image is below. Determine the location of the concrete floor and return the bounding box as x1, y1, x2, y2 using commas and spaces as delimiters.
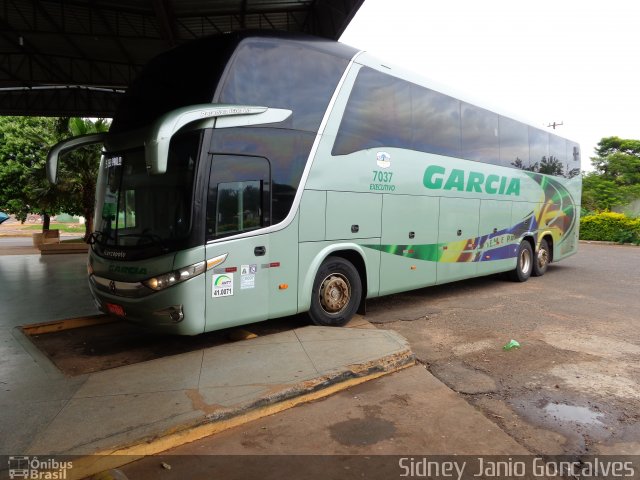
0, 254, 98, 327
0, 250, 534, 479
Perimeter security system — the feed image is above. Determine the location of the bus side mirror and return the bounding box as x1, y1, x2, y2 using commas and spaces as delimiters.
46, 133, 107, 184
145, 104, 292, 174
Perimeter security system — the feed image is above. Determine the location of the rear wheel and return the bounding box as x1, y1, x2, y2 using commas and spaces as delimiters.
309, 256, 362, 327
508, 240, 533, 282
532, 238, 550, 277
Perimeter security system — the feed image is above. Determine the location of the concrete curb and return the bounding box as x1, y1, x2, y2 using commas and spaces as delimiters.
21, 314, 118, 335
579, 240, 640, 247
0, 232, 33, 237
40, 242, 89, 255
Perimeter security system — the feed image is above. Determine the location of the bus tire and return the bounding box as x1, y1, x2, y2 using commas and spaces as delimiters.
508, 240, 533, 282
309, 256, 362, 327
532, 238, 550, 277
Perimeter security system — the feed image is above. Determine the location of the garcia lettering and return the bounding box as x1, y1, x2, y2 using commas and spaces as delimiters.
423, 165, 520, 196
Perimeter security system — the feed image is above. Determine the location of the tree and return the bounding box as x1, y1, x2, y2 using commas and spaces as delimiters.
56, 117, 110, 241
591, 136, 640, 185
583, 136, 640, 212
0, 116, 110, 237
582, 175, 630, 212
0, 116, 62, 230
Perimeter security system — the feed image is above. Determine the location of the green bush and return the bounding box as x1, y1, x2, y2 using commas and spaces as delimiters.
580, 212, 640, 244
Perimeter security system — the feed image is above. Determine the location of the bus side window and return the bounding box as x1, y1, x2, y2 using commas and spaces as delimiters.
333, 66, 462, 158
206, 155, 271, 241
461, 102, 499, 164
333, 67, 411, 155
499, 116, 529, 169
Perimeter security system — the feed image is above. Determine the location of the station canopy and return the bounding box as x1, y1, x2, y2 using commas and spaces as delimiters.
0, 0, 364, 117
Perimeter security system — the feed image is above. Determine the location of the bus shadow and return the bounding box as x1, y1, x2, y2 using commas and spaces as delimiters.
26, 313, 312, 376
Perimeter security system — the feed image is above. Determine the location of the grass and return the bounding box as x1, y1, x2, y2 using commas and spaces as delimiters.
23, 224, 86, 233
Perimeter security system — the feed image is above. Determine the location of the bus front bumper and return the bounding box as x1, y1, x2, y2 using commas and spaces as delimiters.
89, 274, 206, 335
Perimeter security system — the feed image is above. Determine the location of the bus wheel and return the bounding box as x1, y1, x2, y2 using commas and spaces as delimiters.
532, 238, 550, 277
508, 241, 533, 282
309, 256, 362, 327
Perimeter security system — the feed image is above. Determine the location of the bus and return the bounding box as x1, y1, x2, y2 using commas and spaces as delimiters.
47, 31, 581, 335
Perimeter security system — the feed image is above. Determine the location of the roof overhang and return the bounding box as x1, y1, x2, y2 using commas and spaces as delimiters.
0, 0, 364, 117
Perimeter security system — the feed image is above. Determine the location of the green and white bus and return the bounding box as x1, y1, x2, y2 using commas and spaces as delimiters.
48, 31, 581, 335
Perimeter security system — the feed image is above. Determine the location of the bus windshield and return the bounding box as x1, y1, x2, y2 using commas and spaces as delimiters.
93, 131, 200, 258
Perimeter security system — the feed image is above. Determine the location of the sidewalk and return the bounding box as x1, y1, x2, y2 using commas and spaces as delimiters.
4, 318, 414, 458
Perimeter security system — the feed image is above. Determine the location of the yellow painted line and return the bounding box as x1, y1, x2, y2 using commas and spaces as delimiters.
227, 328, 258, 341
21, 314, 119, 336
67, 360, 415, 480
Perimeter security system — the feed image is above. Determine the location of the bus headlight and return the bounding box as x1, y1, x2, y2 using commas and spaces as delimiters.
143, 261, 206, 291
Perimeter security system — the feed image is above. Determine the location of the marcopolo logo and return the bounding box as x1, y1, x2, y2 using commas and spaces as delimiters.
423, 165, 520, 196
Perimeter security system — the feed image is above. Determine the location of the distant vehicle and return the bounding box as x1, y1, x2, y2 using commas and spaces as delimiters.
47, 31, 581, 335
0, 212, 10, 225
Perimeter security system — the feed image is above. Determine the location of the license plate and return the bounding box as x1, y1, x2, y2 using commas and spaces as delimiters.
105, 303, 126, 317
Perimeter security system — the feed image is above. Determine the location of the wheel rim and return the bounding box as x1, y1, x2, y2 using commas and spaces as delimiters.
319, 273, 351, 314
520, 247, 532, 274
537, 246, 549, 270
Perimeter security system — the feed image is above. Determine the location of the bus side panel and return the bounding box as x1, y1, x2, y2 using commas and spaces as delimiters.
477, 199, 515, 276
268, 214, 299, 319
325, 191, 382, 240
539, 175, 582, 262
436, 197, 480, 284
555, 175, 582, 260
555, 224, 580, 261
512, 201, 541, 240
379, 194, 439, 296
299, 190, 326, 242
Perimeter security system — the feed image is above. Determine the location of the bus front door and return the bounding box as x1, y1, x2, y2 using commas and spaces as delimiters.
203, 154, 272, 332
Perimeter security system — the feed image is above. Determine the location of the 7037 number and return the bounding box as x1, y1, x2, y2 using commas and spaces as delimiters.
372, 170, 393, 183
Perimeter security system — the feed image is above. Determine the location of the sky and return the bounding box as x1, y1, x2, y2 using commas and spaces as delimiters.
340, 0, 640, 171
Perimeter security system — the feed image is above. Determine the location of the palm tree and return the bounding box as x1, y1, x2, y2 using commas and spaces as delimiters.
58, 118, 110, 241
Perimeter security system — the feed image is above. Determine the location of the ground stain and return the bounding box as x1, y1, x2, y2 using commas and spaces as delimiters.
329, 417, 396, 446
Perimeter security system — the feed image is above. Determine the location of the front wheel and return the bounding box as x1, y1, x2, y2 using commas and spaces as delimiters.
508, 240, 533, 282
532, 238, 551, 277
309, 256, 362, 327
